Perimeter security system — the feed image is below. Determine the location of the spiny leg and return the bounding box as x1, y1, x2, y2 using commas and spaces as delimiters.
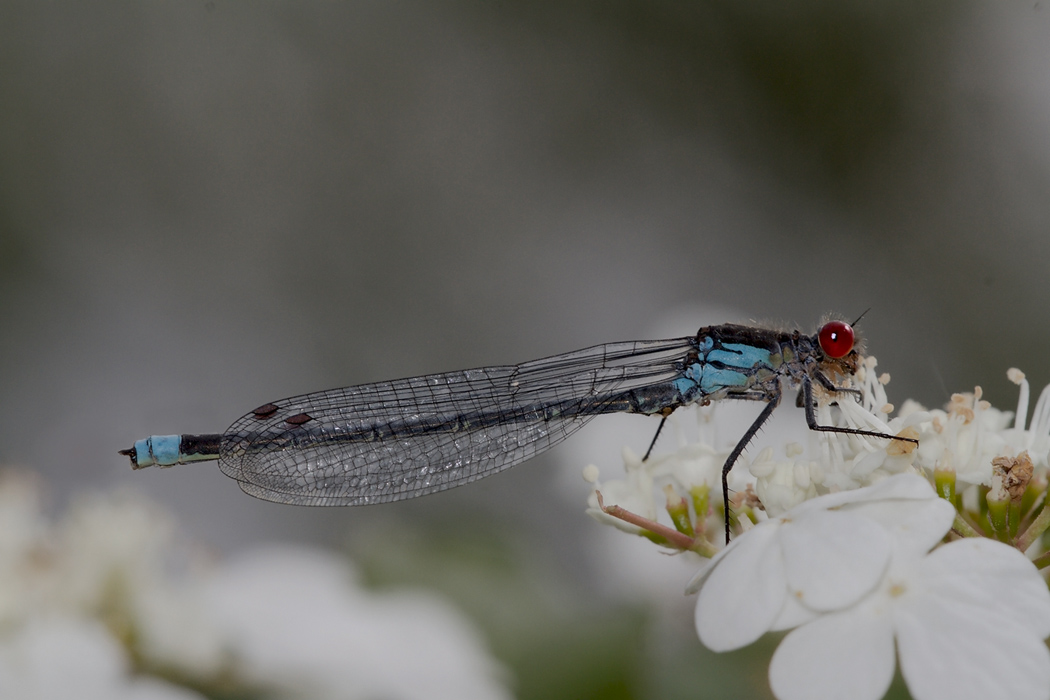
721, 392, 781, 544
802, 375, 918, 444
812, 368, 862, 401
642, 415, 669, 462
644, 390, 767, 464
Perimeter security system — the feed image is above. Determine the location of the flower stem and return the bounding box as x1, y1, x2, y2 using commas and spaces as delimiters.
1031, 550, 1050, 570
951, 513, 982, 539
1016, 496, 1050, 552
595, 491, 717, 557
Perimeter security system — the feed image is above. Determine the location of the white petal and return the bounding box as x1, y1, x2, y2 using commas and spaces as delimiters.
779, 510, 890, 612
916, 538, 1050, 638
901, 410, 932, 429
769, 591, 820, 632
769, 608, 895, 700
685, 532, 743, 595
895, 591, 1050, 700
789, 473, 935, 518
840, 473, 937, 502
850, 448, 888, 478
843, 497, 956, 560
694, 523, 786, 651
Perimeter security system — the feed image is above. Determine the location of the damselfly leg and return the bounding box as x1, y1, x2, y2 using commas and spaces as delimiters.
715, 374, 917, 544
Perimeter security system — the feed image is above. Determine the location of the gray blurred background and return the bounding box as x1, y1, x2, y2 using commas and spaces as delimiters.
0, 2, 1048, 698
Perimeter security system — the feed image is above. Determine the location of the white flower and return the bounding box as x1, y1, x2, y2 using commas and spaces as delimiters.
584, 355, 920, 545
898, 369, 1050, 492
199, 545, 512, 700
770, 537, 1050, 700
753, 356, 924, 506
908, 388, 1016, 486
584, 438, 737, 537
1009, 370, 1050, 464
688, 474, 949, 647
132, 581, 227, 679
0, 615, 205, 700
688, 474, 1050, 700
0, 473, 52, 625
0, 473, 512, 700
584, 361, 1050, 700
50, 487, 178, 614
584, 447, 662, 533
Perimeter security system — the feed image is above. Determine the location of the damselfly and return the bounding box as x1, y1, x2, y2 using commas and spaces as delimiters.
122, 319, 914, 542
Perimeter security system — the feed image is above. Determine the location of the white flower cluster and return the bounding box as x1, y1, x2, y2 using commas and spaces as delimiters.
583, 356, 921, 544
584, 358, 1050, 543
583, 360, 1050, 700
906, 368, 1050, 491
0, 474, 510, 700
752, 356, 926, 513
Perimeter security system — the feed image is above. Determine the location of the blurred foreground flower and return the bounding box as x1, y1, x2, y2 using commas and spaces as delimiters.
0, 474, 510, 700
585, 359, 1050, 700
0, 616, 200, 700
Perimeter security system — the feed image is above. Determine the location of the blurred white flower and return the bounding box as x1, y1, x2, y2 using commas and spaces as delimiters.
0, 473, 52, 624
0, 473, 512, 700
51, 487, 180, 619
198, 546, 512, 700
0, 615, 204, 700
133, 578, 228, 678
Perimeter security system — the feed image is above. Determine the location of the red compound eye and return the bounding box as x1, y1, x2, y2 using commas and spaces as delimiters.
818, 321, 855, 359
